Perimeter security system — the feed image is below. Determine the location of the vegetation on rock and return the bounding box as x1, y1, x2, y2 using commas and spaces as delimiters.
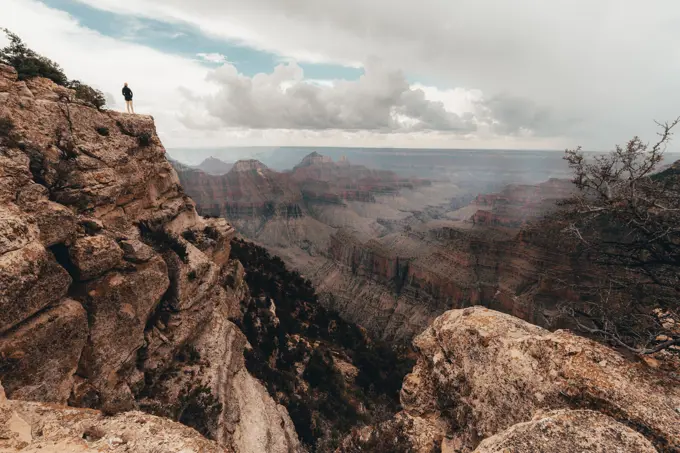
556, 118, 680, 354
230, 239, 414, 452
0, 29, 105, 108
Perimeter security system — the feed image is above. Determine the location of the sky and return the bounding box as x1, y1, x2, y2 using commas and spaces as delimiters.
2, 0, 680, 151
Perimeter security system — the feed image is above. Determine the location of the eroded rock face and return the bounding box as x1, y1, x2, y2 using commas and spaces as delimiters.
0, 65, 300, 452
0, 383, 224, 453
390, 307, 680, 452
69, 235, 124, 280
472, 410, 657, 453
0, 299, 87, 404
174, 152, 577, 346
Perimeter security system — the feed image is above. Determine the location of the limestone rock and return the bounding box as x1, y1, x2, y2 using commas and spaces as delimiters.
400, 307, 680, 451
69, 235, 124, 280
0, 299, 87, 404
0, 205, 35, 255
230, 369, 302, 453
119, 238, 155, 263
73, 255, 169, 411
0, 382, 225, 452
0, 242, 71, 333
472, 409, 658, 453
30, 200, 77, 247
0, 65, 302, 451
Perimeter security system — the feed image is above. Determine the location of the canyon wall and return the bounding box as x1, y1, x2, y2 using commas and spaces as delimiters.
174, 150, 583, 344
0, 65, 300, 452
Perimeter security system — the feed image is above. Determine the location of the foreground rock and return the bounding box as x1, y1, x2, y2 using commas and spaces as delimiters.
0, 383, 224, 452
0, 65, 300, 452
472, 409, 657, 453
350, 307, 680, 452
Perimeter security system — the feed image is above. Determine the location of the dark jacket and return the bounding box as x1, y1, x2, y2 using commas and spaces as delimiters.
122, 86, 133, 101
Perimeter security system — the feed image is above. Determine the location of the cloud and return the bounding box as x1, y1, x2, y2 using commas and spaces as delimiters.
2, 0, 216, 146
1, 0, 586, 150
180, 60, 478, 133
68, 0, 680, 148
196, 52, 229, 64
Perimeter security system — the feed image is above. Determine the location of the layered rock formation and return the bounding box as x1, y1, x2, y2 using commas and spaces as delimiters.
344, 307, 679, 452
175, 158, 304, 220
174, 149, 581, 344
0, 65, 300, 452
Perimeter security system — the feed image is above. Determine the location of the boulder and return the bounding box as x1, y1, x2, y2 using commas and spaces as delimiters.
119, 238, 155, 263
472, 409, 658, 453
0, 242, 71, 333
399, 307, 680, 452
69, 235, 124, 280
0, 382, 223, 453
0, 299, 87, 404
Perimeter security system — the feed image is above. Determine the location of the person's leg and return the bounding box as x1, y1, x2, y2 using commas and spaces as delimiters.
130, 100, 134, 114
125, 100, 130, 113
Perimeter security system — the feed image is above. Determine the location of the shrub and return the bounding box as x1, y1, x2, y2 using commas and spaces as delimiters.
557, 118, 680, 354
0, 29, 68, 85
177, 384, 222, 438
95, 126, 109, 136
69, 80, 106, 109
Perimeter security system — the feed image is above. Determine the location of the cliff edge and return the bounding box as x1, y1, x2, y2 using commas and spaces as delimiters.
0, 64, 300, 452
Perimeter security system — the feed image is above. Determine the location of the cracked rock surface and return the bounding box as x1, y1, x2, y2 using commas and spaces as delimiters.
0, 65, 301, 453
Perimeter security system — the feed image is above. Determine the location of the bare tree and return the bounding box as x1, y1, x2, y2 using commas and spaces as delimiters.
557, 118, 680, 354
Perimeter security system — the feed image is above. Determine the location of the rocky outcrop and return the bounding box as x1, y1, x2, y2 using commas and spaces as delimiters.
0, 65, 300, 452
472, 410, 657, 453
0, 382, 223, 452
391, 307, 680, 452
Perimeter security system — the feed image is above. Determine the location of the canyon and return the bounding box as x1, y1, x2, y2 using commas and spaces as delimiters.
1, 63, 678, 453
173, 149, 578, 344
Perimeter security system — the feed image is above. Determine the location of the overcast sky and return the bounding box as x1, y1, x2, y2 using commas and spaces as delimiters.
3, 0, 680, 150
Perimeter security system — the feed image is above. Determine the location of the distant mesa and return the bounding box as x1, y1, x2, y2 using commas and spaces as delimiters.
230, 159, 269, 173
195, 156, 234, 175
295, 151, 334, 168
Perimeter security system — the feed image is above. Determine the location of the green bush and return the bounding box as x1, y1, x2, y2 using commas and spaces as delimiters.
0, 29, 68, 86
95, 126, 109, 136
1, 30, 106, 110
69, 80, 106, 109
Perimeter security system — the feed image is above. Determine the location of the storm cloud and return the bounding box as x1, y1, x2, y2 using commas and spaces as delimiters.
181, 61, 478, 132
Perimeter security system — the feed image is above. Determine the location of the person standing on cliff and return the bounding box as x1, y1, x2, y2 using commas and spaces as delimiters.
122, 83, 134, 114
